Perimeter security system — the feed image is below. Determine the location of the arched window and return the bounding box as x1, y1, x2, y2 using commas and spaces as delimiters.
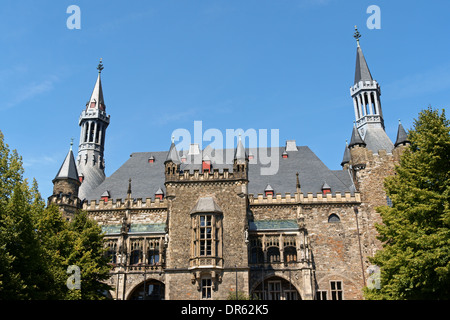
328, 214, 341, 223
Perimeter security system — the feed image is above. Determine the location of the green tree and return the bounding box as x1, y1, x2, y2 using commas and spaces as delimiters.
364, 107, 450, 300
0, 130, 112, 299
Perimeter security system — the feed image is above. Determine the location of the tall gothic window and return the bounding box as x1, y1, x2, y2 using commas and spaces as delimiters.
192, 213, 222, 262
190, 197, 223, 269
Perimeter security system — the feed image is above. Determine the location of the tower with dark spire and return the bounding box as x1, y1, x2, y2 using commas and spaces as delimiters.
48, 140, 82, 220
76, 59, 110, 200
349, 26, 393, 154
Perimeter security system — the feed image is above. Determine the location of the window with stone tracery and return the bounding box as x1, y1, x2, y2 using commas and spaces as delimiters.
104, 239, 118, 264
191, 213, 223, 266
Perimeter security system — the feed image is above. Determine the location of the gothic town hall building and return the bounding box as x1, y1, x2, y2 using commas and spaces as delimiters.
48, 33, 410, 300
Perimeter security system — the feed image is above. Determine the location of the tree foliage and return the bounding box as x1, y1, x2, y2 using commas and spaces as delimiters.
0, 130, 112, 299
364, 107, 450, 300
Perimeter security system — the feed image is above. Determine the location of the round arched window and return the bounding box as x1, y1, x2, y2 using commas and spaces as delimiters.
328, 214, 341, 223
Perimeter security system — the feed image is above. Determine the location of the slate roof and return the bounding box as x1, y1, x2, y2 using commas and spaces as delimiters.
190, 197, 223, 214
363, 127, 394, 154
394, 122, 409, 147
86, 145, 355, 202
249, 220, 299, 231
101, 223, 166, 235
53, 149, 79, 182
354, 46, 373, 84
349, 126, 365, 148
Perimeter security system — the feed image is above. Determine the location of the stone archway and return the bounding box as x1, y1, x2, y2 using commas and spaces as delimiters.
127, 279, 165, 300
251, 276, 301, 300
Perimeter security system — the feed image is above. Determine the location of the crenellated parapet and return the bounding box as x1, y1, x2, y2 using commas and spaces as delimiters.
249, 191, 360, 205
82, 196, 168, 211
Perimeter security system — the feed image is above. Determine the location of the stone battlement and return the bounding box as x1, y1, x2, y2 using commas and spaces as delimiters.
82, 197, 168, 211
166, 167, 247, 183
249, 191, 360, 205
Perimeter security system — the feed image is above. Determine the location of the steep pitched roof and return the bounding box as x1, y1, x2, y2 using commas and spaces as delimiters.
349, 126, 366, 148
354, 46, 373, 84
165, 142, 181, 164
394, 121, 410, 147
234, 136, 247, 162
340, 141, 350, 167
53, 149, 79, 182
363, 127, 394, 154
85, 145, 355, 202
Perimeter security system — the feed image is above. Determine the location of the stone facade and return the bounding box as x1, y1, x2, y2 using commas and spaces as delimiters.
49, 36, 411, 300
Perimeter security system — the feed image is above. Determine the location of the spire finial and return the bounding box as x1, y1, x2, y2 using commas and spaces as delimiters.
398, 119, 402, 124
353, 25, 361, 47
70, 138, 74, 151
171, 135, 175, 144
97, 58, 104, 73
127, 178, 132, 195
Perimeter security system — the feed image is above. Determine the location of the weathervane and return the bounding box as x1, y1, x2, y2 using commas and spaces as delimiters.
353, 25, 361, 47
97, 58, 104, 73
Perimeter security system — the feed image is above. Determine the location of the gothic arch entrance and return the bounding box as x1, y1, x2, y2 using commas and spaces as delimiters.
251, 276, 301, 300
128, 279, 165, 300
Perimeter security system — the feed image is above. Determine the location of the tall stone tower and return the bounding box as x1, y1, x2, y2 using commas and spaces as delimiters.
76, 59, 110, 200
344, 28, 409, 263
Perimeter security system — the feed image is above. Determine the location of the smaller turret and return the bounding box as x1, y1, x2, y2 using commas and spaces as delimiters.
48, 141, 81, 220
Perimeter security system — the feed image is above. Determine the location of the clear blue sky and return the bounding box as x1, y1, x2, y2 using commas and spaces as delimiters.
1, 0, 449, 199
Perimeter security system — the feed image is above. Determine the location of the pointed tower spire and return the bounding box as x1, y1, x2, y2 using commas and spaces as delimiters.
349, 123, 366, 148
234, 133, 248, 163
53, 142, 79, 183
77, 59, 111, 200
87, 58, 106, 111
394, 120, 410, 147
341, 140, 351, 167
353, 26, 373, 84
350, 27, 387, 143
49, 140, 82, 220
165, 136, 181, 164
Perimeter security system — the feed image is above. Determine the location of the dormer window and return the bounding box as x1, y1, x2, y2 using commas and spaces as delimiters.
101, 190, 110, 202
181, 155, 187, 163
155, 187, 164, 200
79, 174, 84, 183
148, 155, 155, 164
265, 184, 274, 197
322, 182, 331, 195
282, 150, 288, 159
202, 155, 211, 172
248, 152, 254, 160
